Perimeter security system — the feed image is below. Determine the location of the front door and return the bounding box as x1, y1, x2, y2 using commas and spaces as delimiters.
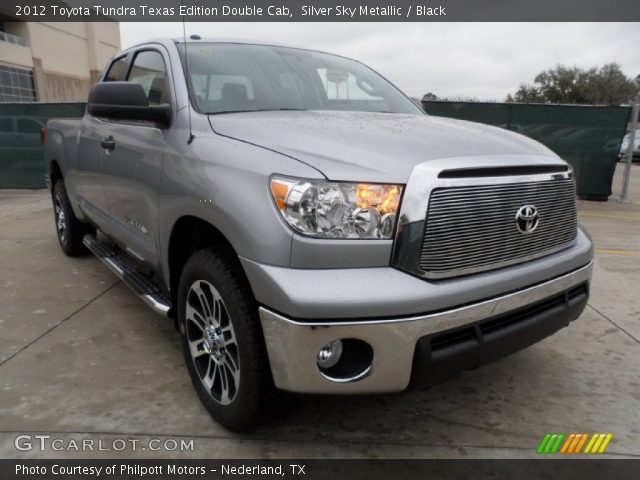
101, 48, 172, 268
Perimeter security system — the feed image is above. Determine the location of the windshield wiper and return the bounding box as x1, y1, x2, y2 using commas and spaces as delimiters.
208, 108, 310, 115
208, 109, 261, 115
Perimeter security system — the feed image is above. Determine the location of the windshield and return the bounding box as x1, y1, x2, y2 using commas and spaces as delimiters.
177, 42, 422, 115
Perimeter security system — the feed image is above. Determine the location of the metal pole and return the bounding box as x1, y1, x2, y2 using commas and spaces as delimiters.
620, 104, 639, 203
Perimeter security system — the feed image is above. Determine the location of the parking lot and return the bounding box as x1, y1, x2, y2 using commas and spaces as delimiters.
1, 167, 639, 459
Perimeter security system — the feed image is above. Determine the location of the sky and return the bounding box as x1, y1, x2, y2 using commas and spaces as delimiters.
120, 22, 640, 100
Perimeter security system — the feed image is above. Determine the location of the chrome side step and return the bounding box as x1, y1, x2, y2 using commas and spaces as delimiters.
83, 234, 171, 316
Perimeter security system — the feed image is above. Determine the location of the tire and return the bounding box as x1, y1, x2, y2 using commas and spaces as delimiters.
52, 180, 93, 256
178, 247, 280, 432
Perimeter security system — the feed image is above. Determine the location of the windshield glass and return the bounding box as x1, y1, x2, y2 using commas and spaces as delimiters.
178, 42, 422, 115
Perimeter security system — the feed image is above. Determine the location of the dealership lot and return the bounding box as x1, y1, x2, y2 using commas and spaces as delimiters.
0, 168, 639, 459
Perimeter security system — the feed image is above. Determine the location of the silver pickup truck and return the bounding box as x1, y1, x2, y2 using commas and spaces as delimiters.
44, 37, 593, 431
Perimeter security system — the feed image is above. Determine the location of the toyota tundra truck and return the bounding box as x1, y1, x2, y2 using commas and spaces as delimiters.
44, 38, 593, 431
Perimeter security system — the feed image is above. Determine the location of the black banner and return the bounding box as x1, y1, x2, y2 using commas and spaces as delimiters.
2, 0, 640, 22
2, 460, 640, 480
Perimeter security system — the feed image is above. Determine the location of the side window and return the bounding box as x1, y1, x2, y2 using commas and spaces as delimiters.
127, 50, 169, 105
104, 57, 127, 82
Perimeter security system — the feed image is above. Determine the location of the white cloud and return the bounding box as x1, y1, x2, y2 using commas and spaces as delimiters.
120, 22, 640, 100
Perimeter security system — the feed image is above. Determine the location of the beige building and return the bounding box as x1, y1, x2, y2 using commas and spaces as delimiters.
0, 22, 120, 102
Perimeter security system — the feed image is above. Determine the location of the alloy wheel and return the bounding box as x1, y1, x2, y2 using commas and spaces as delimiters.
185, 280, 240, 405
54, 192, 66, 244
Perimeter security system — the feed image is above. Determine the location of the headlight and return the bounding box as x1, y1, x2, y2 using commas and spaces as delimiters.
270, 176, 403, 239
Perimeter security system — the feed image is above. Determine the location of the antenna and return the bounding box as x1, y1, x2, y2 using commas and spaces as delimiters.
181, 5, 195, 145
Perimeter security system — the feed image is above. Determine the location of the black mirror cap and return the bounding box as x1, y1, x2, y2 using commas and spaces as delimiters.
87, 82, 171, 126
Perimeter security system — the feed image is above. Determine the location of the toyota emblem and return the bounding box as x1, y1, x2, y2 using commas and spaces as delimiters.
515, 205, 539, 234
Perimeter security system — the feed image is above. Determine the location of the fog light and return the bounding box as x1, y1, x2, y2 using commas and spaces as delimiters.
317, 340, 343, 369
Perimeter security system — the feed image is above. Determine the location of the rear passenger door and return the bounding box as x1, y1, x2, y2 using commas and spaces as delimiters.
100, 48, 172, 269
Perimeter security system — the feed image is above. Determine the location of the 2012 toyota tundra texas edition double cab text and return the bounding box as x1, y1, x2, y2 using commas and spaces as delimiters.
44, 37, 594, 431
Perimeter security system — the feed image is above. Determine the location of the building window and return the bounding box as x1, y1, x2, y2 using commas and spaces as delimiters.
0, 64, 37, 102
0, 30, 26, 46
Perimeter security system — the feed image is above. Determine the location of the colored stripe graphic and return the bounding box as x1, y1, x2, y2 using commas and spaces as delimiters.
560, 433, 575, 453
537, 433, 565, 453
569, 433, 587, 453
584, 433, 613, 454
538, 433, 612, 454
537, 434, 552, 453
574, 433, 589, 453
598, 434, 613, 453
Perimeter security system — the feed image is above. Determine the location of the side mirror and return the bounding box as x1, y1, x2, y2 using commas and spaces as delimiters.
87, 82, 170, 126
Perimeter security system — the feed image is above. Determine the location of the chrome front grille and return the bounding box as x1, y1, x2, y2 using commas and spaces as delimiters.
420, 178, 577, 278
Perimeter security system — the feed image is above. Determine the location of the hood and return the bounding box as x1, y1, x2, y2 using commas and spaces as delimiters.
208, 110, 558, 183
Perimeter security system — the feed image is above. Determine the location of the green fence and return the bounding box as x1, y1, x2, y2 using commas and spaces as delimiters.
423, 101, 632, 199
0, 101, 632, 196
0, 102, 86, 189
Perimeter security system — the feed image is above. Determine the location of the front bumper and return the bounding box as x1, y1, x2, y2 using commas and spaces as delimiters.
241, 228, 592, 319
259, 261, 592, 394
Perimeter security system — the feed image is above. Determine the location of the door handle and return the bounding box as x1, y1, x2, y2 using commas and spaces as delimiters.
100, 135, 115, 151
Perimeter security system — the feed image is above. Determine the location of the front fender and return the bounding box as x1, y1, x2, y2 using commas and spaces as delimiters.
157, 130, 324, 289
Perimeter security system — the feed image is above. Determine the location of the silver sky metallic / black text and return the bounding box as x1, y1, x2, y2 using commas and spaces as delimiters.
301, 5, 446, 18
